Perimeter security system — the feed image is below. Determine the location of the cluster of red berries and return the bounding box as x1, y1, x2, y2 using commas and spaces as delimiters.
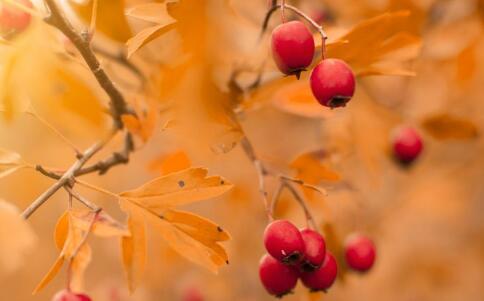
0, 0, 32, 36
52, 290, 92, 301
271, 20, 356, 109
392, 126, 423, 166
259, 220, 376, 298
259, 220, 336, 297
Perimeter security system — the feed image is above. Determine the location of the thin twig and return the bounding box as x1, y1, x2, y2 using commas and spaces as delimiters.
75, 179, 119, 199
93, 46, 146, 82
70, 208, 101, 260
282, 180, 317, 229
64, 186, 100, 211
240, 137, 272, 220
27, 108, 81, 156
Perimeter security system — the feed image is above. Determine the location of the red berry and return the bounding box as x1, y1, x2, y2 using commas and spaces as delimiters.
52, 290, 92, 301
182, 286, 203, 301
344, 234, 376, 272
300, 228, 326, 271
300, 252, 338, 291
392, 126, 423, 165
310, 58, 355, 108
271, 20, 315, 77
259, 254, 299, 297
264, 220, 305, 264
0, 0, 32, 34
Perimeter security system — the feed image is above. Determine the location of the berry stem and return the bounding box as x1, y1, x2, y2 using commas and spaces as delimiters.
282, 179, 318, 230
280, 0, 286, 23
260, 3, 328, 59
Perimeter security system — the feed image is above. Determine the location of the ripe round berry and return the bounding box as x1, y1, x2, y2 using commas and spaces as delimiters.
0, 0, 33, 34
300, 252, 338, 292
264, 220, 305, 264
392, 126, 423, 165
310, 58, 356, 108
52, 290, 92, 301
182, 286, 203, 301
271, 20, 315, 77
300, 228, 326, 272
344, 234, 376, 272
259, 254, 299, 297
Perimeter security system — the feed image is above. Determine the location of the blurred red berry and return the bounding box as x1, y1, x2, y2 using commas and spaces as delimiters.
300, 252, 338, 291
310, 58, 355, 108
259, 254, 299, 297
264, 220, 305, 264
344, 234, 376, 272
271, 20, 315, 77
392, 126, 423, 165
0, 0, 33, 34
52, 290, 92, 301
300, 228, 326, 271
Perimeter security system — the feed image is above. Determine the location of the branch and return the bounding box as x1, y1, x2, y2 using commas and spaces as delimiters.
43, 0, 129, 128
22, 130, 116, 219
64, 186, 100, 211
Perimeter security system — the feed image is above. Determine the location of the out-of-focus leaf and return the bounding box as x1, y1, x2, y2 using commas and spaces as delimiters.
69, 0, 132, 42
321, 11, 421, 76
121, 98, 158, 143
271, 80, 334, 119
0, 148, 26, 178
126, 2, 177, 58
290, 151, 341, 184
422, 114, 479, 140
119, 167, 233, 212
148, 150, 191, 175
0, 200, 36, 276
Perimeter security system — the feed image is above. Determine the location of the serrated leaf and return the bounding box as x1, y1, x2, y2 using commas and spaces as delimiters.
0, 148, 26, 179
163, 209, 231, 242
119, 167, 233, 212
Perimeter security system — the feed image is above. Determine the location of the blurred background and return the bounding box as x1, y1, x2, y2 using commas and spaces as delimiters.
1, 0, 483, 300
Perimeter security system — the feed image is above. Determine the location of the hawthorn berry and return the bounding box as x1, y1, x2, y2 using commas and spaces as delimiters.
0, 0, 33, 34
264, 220, 305, 264
344, 234, 376, 272
310, 58, 356, 108
300, 228, 326, 272
271, 20, 315, 77
300, 252, 338, 292
259, 254, 299, 297
52, 290, 92, 301
392, 126, 423, 165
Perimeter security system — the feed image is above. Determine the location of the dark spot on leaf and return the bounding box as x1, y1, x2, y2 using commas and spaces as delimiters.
217, 226, 223, 232
226, 260, 229, 265
178, 180, 185, 188
220, 179, 225, 185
